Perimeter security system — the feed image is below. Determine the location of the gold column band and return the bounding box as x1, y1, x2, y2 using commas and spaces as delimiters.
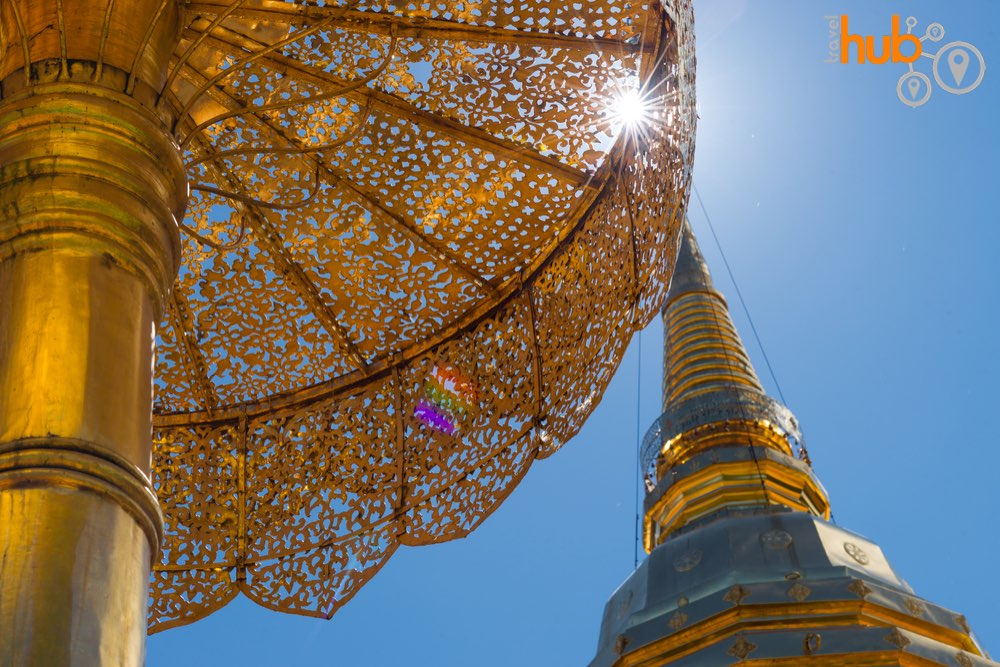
0, 84, 185, 309
0, 439, 164, 560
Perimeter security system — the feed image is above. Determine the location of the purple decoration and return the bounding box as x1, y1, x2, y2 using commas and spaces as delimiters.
414, 399, 457, 435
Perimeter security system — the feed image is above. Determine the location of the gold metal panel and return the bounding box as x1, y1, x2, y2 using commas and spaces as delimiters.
147, 0, 697, 630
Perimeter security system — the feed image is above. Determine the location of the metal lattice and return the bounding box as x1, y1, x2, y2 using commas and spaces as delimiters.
146, 0, 696, 630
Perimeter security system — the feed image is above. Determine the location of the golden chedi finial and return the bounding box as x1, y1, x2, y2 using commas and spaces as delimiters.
642, 219, 830, 549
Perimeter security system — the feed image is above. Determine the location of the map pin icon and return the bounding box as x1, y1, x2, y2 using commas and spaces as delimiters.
948, 49, 970, 86
907, 77, 921, 99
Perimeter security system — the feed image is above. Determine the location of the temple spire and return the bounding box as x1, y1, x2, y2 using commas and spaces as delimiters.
664, 217, 715, 302
641, 220, 830, 547
590, 219, 995, 667
662, 219, 764, 407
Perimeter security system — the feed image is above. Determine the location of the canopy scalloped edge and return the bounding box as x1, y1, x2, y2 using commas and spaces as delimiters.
149, 0, 695, 631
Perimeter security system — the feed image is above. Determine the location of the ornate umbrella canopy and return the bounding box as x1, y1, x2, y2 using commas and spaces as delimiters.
148, 0, 696, 630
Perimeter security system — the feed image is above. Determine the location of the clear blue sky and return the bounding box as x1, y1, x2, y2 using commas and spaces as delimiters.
149, 1, 999, 664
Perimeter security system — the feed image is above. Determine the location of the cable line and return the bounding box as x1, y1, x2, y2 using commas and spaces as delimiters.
692, 183, 788, 406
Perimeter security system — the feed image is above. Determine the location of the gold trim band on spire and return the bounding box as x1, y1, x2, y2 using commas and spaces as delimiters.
644, 220, 829, 544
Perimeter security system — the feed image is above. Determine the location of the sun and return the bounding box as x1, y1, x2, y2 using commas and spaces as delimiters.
605, 84, 670, 147
614, 88, 652, 127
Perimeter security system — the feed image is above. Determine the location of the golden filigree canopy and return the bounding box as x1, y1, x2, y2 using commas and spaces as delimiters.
0, 0, 696, 630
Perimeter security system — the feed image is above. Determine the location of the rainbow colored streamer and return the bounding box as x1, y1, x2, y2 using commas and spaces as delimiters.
413, 364, 477, 435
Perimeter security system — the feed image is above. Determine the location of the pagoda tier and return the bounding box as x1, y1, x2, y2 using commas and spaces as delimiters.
589, 221, 995, 666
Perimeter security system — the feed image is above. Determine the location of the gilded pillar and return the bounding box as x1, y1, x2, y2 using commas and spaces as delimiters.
0, 2, 185, 664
